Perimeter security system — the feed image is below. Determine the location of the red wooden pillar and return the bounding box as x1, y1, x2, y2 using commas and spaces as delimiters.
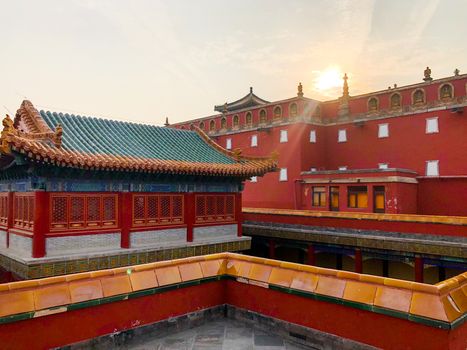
355, 248, 363, 273
6, 192, 13, 248
185, 193, 195, 242
306, 244, 315, 265
268, 239, 276, 259
235, 192, 242, 237
32, 191, 48, 258
415, 255, 424, 283
120, 192, 132, 249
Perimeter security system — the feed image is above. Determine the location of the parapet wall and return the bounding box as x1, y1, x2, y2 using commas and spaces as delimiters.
243, 207, 467, 237
0, 253, 465, 350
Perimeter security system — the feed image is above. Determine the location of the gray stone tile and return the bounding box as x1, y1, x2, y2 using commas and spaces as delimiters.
254, 334, 284, 347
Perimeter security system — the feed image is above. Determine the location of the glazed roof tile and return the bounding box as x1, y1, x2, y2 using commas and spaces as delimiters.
1, 101, 277, 177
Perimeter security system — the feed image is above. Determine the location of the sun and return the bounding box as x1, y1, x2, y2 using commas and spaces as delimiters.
315, 67, 343, 91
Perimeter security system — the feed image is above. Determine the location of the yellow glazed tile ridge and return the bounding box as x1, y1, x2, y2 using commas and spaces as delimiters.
409, 292, 449, 322
343, 280, 377, 305
374, 286, 412, 313
242, 207, 467, 225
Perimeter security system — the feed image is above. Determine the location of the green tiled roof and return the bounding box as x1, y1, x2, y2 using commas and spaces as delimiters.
40, 111, 235, 164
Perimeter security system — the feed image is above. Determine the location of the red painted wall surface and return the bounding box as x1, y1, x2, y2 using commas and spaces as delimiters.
323, 109, 467, 176
216, 122, 319, 209
226, 281, 466, 350
418, 178, 467, 216
243, 212, 467, 238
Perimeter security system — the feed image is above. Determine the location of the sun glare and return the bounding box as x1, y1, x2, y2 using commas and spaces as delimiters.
315, 68, 343, 91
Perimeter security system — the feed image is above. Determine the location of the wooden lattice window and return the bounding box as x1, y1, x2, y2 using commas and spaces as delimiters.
259, 109, 267, 124
132, 194, 184, 227
13, 193, 34, 230
50, 193, 118, 231
195, 194, 235, 223
0, 193, 9, 226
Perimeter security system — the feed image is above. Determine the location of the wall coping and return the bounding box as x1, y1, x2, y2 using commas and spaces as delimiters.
243, 207, 467, 226
0, 252, 465, 328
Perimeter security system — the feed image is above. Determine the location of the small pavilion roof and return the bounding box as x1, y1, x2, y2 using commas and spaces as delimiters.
0, 100, 276, 177
214, 87, 269, 112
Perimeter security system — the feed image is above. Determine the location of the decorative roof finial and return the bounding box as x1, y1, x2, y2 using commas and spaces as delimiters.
250, 87, 253, 94
454, 68, 460, 76
223, 102, 228, 113
53, 124, 63, 149
1, 114, 16, 154
423, 66, 432, 82
297, 82, 304, 97
342, 73, 349, 98
164, 117, 170, 127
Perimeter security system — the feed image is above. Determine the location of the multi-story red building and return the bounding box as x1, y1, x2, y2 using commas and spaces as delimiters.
174, 68, 467, 216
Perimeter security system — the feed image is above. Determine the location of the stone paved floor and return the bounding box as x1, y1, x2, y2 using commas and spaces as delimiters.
129, 319, 311, 350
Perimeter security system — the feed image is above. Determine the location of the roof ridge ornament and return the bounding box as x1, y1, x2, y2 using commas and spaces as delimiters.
297, 82, 304, 97
337, 73, 350, 120
1, 114, 16, 154
164, 117, 170, 127
53, 124, 63, 149
423, 66, 433, 82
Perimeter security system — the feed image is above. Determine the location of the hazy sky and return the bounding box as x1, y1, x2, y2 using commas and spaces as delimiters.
1, 0, 466, 125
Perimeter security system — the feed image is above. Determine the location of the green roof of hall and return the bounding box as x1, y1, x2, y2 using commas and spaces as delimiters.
39, 110, 236, 164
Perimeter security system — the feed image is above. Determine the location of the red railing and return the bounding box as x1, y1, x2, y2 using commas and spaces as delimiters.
132, 194, 184, 227
0, 193, 8, 226
195, 194, 235, 223
50, 193, 118, 231
13, 193, 34, 231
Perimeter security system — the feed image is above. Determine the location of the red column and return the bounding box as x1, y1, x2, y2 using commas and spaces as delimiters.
185, 193, 195, 242
120, 192, 132, 248
32, 191, 48, 258
355, 248, 363, 273
235, 192, 242, 237
415, 255, 424, 283
306, 244, 315, 265
268, 239, 276, 259
6, 192, 13, 248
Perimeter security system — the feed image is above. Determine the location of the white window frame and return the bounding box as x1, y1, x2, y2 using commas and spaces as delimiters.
250, 176, 258, 183
280, 130, 288, 143
338, 166, 348, 171
426, 160, 439, 176
378, 163, 389, 170
426, 117, 439, 134
338, 129, 347, 143
309, 130, 317, 143
279, 168, 288, 181
378, 123, 389, 138
226, 138, 232, 150
310, 167, 317, 172
251, 134, 258, 147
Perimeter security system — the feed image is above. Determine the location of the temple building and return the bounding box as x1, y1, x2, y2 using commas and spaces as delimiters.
0, 100, 276, 279
174, 69, 467, 217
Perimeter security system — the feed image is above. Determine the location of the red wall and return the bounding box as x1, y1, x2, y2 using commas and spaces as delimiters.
215, 122, 320, 209
226, 281, 467, 350
418, 178, 467, 216
323, 109, 467, 176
